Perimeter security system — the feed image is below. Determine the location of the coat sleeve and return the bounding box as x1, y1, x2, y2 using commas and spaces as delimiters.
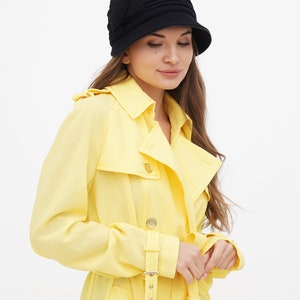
30, 95, 179, 279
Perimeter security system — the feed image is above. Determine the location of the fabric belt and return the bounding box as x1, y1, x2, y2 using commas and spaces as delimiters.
144, 230, 160, 300
187, 281, 202, 300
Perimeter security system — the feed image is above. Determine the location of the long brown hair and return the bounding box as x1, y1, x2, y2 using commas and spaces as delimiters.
89, 51, 234, 233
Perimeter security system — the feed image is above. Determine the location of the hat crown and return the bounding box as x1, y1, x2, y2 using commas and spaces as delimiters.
107, 0, 143, 39
107, 0, 211, 56
108, 0, 196, 42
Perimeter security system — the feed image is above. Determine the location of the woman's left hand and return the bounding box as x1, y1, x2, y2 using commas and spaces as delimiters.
203, 240, 238, 276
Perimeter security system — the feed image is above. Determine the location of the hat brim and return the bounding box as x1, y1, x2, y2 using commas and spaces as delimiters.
111, 11, 211, 56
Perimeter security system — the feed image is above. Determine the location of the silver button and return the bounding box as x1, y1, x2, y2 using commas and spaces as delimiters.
146, 217, 157, 229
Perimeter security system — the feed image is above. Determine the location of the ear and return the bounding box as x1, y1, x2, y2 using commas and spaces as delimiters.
122, 52, 130, 64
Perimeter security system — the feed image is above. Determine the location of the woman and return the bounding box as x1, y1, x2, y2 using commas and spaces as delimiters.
30, 0, 244, 299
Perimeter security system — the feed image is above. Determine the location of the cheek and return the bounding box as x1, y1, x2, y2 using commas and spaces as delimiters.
186, 53, 194, 68
187, 49, 194, 63
134, 51, 158, 66
179, 47, 193, 64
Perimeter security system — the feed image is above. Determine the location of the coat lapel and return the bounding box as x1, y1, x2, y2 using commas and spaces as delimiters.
138, 123, 184, 180
172, 135, 222, 231
139, 124, 222, 205
173, 135, 222, 203
138, 124, 222, 232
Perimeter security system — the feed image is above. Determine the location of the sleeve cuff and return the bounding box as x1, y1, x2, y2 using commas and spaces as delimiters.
158, 233, 180, 278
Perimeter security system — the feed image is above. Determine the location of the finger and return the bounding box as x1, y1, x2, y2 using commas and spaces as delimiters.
204, 246, 226, 273
176, 242, 207, 282
217, 252, 237, 269
204, 255, 217, 274
203, 252, 211, 265
186, 246, 206, 279
207, 242, 237, 270
216, 243, 237, 269
184, 255, 205, 281
181, 268, 196, 285
189, 262, 204, 281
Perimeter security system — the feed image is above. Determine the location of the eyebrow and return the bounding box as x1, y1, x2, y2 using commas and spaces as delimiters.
150, 30, 192, 38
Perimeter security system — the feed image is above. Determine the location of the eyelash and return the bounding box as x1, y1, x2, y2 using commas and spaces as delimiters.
178, 42, 191, 46
147, 42, 191, 48
147, 43, 161, 48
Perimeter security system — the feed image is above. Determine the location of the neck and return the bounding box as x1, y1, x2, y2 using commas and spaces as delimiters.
154, 97, 168, 121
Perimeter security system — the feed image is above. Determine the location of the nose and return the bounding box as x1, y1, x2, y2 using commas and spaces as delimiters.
163, 45, 179, 65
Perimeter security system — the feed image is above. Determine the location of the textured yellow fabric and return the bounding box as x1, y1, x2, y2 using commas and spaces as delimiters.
30, 76, 244, 300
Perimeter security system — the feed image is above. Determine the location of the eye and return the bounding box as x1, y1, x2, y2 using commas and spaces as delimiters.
178, 41, 191, 47
147, 42, 162, 48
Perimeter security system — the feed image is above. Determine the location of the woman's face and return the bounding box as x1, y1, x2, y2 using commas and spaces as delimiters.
123, 26, 194, 98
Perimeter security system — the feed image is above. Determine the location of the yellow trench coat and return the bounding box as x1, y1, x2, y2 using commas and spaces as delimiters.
30, 76, 244, 300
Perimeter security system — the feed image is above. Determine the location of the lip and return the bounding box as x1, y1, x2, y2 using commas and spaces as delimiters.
157, 69, 182, 77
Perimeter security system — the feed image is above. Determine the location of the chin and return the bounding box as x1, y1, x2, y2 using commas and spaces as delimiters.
163, 83, 181, 91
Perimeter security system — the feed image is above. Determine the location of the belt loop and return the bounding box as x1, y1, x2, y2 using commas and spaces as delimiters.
144, 230, 160, 300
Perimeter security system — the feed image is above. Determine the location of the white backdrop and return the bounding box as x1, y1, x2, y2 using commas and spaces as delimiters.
1, 0, 299, 299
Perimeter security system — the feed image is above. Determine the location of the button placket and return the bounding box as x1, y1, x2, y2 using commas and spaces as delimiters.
141, 161, 159, 300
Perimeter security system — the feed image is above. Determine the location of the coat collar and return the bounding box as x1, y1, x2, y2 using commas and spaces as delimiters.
105, 75, 156, 120
73, 74, 193, 140
72, 74, 153, 121
107, 75, 193, 140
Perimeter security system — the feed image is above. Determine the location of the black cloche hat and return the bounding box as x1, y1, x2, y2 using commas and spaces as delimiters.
107, 0, 212, 56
